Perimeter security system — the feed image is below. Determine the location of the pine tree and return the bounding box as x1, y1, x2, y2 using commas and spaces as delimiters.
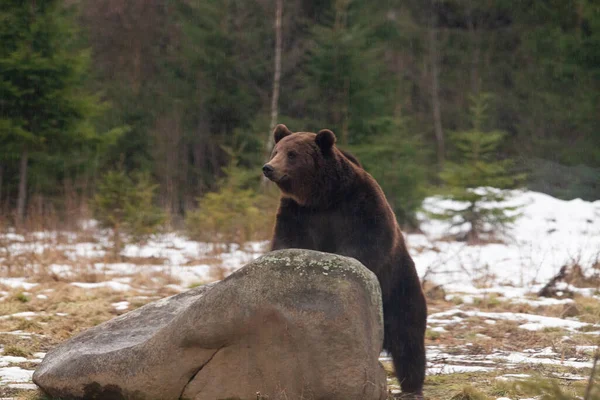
303, 0, 388, 145
185, 149, 276, 251
92, 170, 165, 260
430, 94, 525, 243
350, 117, 428, 228
0, 1, 108, 223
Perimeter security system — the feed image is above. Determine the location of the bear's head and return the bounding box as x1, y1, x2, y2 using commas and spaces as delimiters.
263, 124, 355, 206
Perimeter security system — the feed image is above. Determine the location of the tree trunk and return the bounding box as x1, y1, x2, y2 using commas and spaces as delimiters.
16, 149, 29, 225
0, 164, 3, 213
113, 223, 122, 262
467, 1, 481, 96
393, 51, 404, 119
428, 6, 445, 169
265, 0, 283, 159
341, 76, 350, 145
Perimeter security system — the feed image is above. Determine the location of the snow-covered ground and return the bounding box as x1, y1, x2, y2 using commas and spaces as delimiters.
414, 189, 600, 291
0, 189, 599, 399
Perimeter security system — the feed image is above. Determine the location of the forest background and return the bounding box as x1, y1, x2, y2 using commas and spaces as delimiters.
1, 0, 599, 236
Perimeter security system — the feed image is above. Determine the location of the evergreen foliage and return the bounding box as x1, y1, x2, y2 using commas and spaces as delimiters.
0, 0, 116, 216
430, 95, 525, 242
92, 170, 165, 259
350, 118, 428, 228
1, 0, 599, 228
185, 151, 276, 250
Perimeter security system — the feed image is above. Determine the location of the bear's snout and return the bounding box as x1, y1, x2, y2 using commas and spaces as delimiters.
262, 164, 275, 178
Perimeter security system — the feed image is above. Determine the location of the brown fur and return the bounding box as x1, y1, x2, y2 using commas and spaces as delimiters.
263, 124, 427, 396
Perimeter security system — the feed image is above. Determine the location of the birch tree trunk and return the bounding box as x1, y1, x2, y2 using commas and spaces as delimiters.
429, 5, 445, 169
265, 0, 283, 159
468, 0, 481, 96
0, 165, 3, 212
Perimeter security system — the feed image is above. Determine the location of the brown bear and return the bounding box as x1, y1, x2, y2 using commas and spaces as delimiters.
263, 124, 427, 398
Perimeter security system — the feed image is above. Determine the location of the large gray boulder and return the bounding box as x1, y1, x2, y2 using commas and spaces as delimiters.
33, 249, 387, 400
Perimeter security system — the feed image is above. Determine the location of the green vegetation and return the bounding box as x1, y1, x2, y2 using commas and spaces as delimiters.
185, 153, 276, 249
429, 94, 525, 242
0, 0, 121, 224
91, 170, 165, 259
0, 0, 599, 231
13, 292, 29, 303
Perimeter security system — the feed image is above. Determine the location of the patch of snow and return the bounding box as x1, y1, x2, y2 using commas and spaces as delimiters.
7, 382, 37, 390
47, 264, 72, 276
0, 278, 38, 290
413, 190, 600, 290
523, 347, 555, 356
0, 366, 34, 383
497, 373, 530, 380
0, 312, 38, 321
425, 345, 595, 373
519, 322, 568, 331
111, 301, 129, 311
429, 308, 593, 332
71, 281, 132, 291
165, 284, 185, 292
427, 314, 465, 325
501, 351, 593, 368
428, 364, 494, 374
576, 345, 598, 353
0, 331, 36, 338
511, 297, 574, 306
553, 373, 587, 381
0, 356, 27, 367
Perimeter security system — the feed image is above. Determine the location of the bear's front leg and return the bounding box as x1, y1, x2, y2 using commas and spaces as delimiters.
270, 200, 311, 251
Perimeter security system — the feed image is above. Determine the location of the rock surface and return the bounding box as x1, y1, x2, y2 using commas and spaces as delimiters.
33, 249, 386, 400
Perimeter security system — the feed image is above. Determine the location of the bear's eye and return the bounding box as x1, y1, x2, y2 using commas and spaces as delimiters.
287, 151, 297, 160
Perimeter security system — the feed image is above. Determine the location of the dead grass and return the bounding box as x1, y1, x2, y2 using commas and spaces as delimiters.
417, 368, 594, 400
575, 296, 600, 324
0, 283, 166, 350
422, 372, 501, 399
1, 229, 598, 399
3, 344, 33, 357
0, 300, 26, 316
1, 288, 596, 400
129, 270, 180, 288
0, 333, 44, 357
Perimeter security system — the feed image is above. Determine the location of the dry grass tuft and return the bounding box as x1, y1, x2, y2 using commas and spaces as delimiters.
3, 344, 33, 358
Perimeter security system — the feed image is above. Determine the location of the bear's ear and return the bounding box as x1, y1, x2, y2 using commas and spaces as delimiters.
315, 129, 336, 152
273, 124, 293, 144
